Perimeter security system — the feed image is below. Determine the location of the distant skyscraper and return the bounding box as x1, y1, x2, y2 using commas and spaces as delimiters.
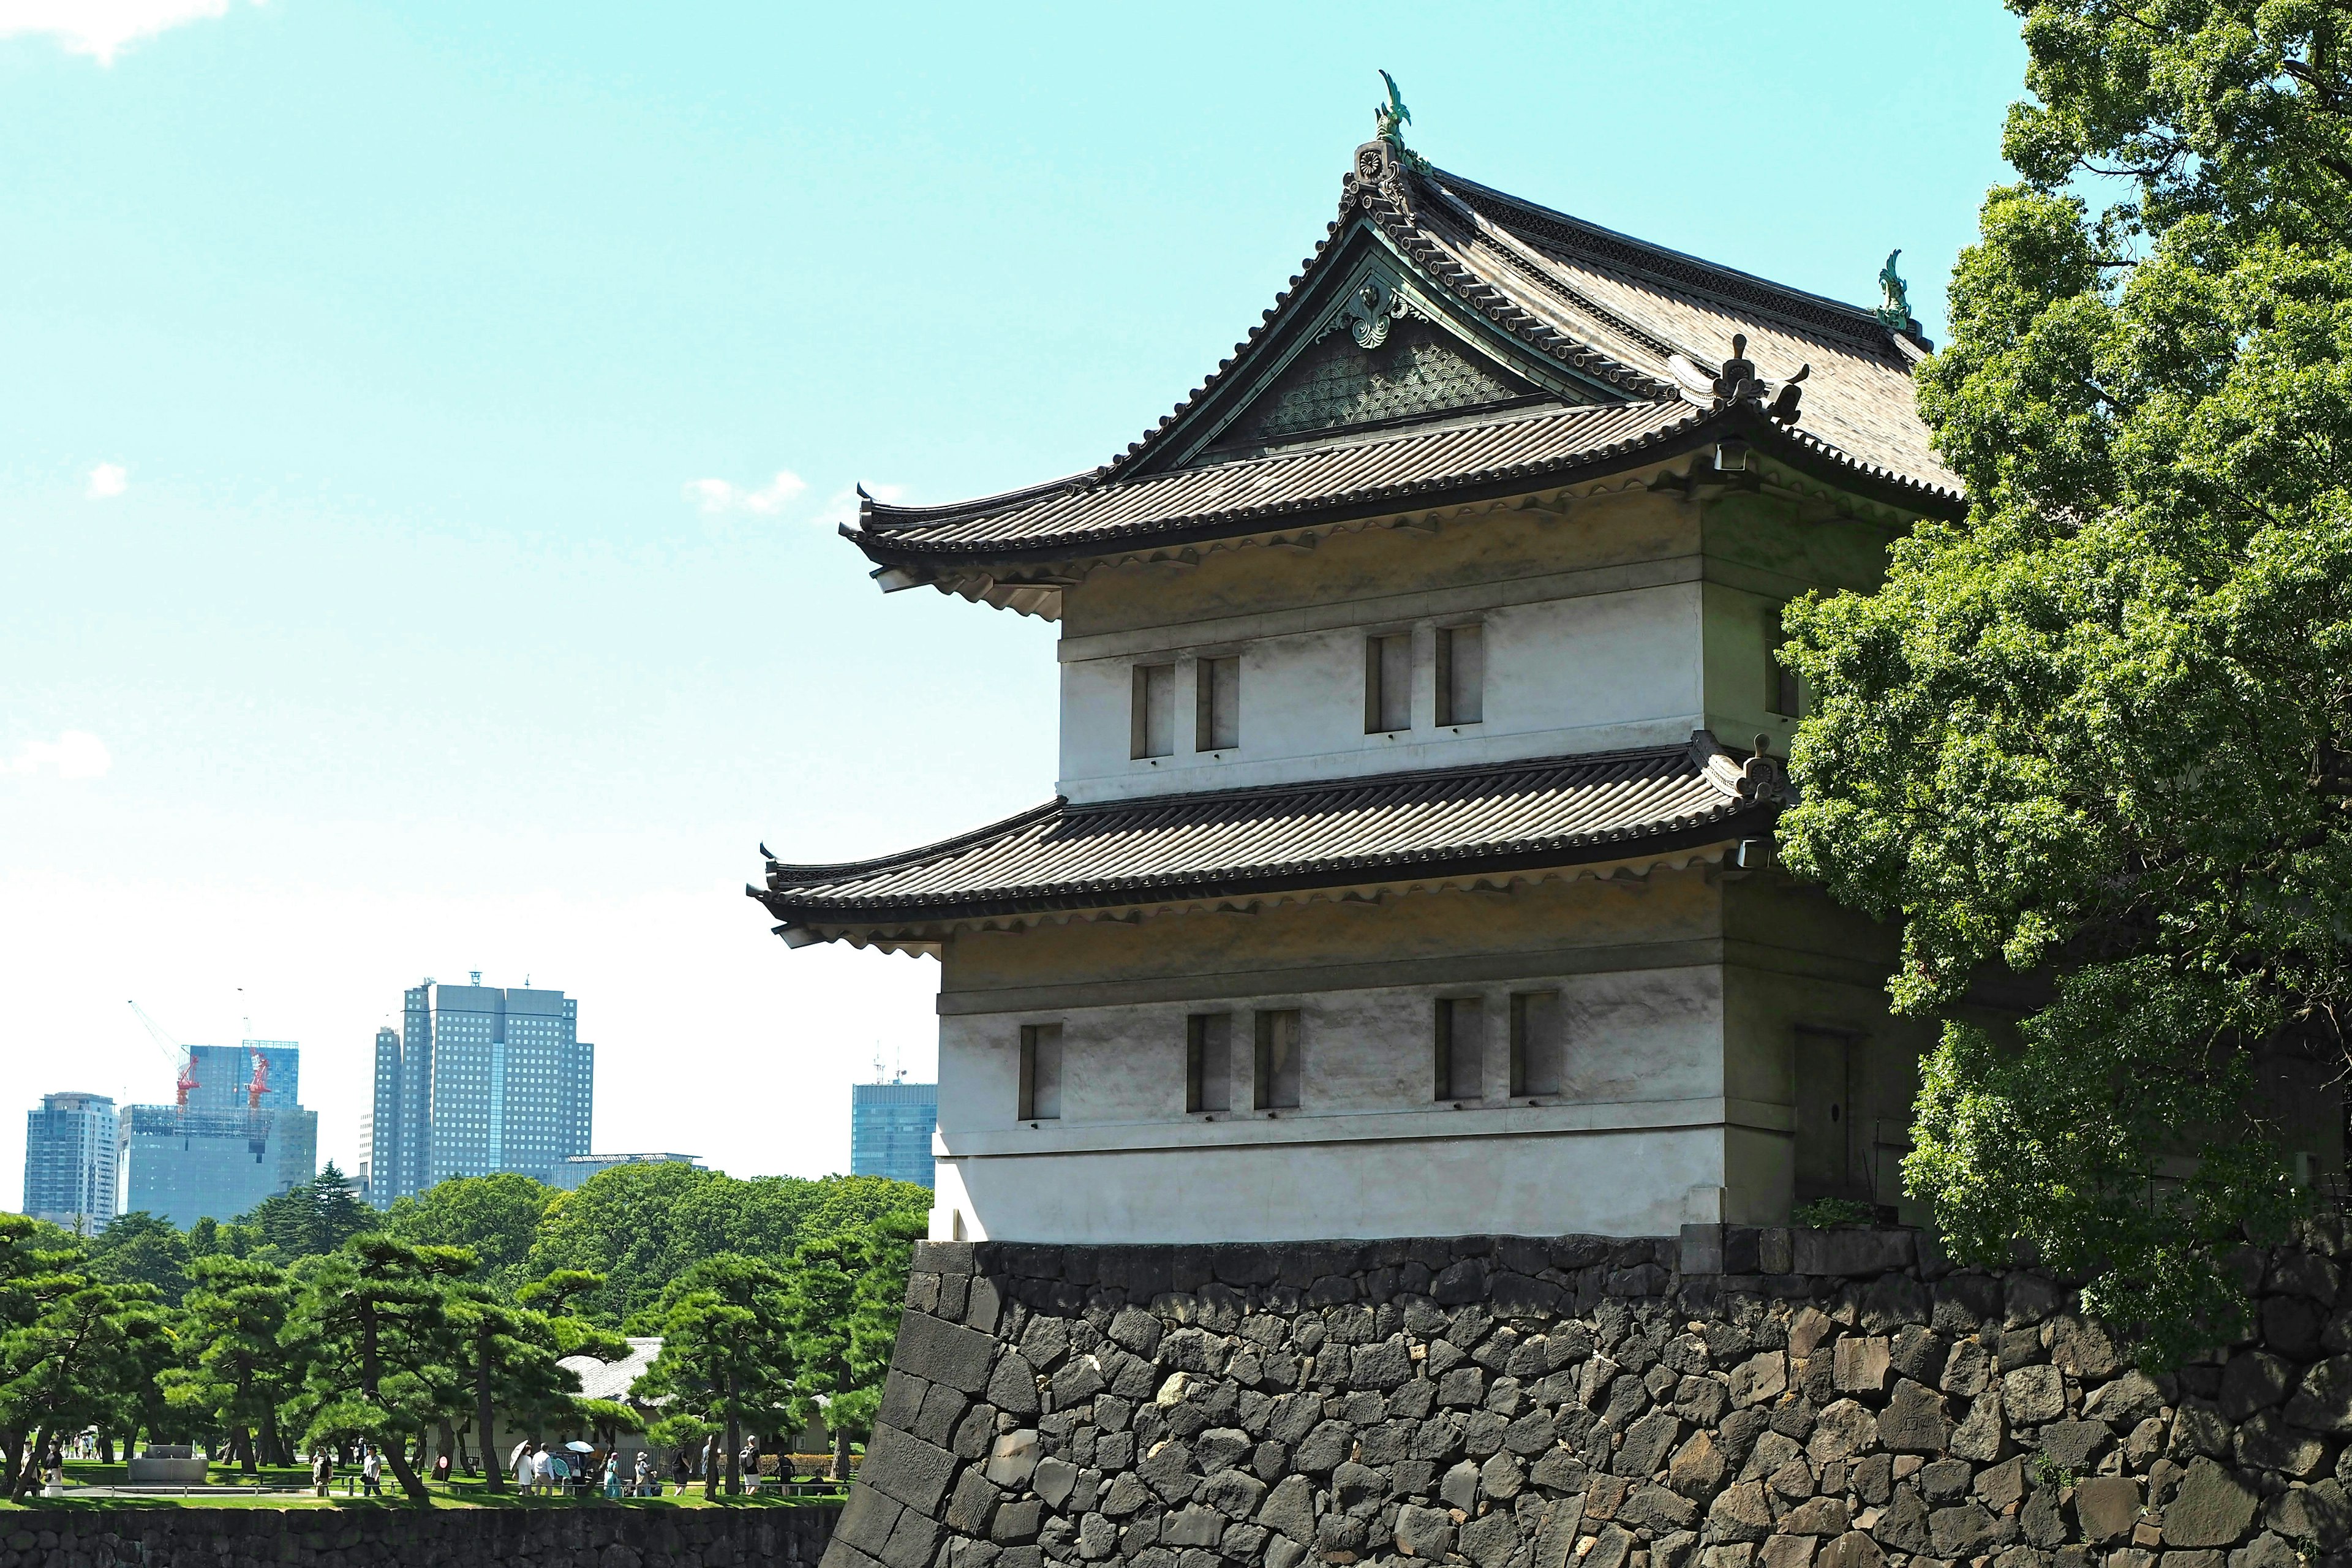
550, 1152, 704, 1191
368, 978, 594, 1204
23, 1091, 118, 1232
851, 1080, 937, 1188
118, 1041, 318, 1229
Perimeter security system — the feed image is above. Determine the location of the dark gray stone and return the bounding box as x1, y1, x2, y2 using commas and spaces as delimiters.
1460, 1507, 1524, 1568
2222, 1354, 2296, 1424
1871, 1487, 1932, 1556
1395, 1504, 1455, 1561
1622, 1483, 1701, 1532
899, 1311, 1001, 1395
864, 1426, 962, 1515
2167, 1460, 2260, 1548
1619, 1411, 1685, 1477
989, 1354, 1041, 1419
1706, 1482, 1774, 1544
1198, 1469, 1265, 1521
1878, 1381, 1949, 1453
2040, 1419, 2109, 1471
2072, 1477, 2139, 1545
1256, 1474, 1316, 1544
992, 1502, 1044, 1546
2285, 1355, 2352, 1434
948, 1469, 1006, 1536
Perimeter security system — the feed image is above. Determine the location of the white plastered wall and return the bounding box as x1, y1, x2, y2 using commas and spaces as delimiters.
925, 962, 1787, 1243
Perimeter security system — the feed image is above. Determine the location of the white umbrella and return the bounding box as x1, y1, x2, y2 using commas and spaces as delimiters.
565, 1441, 594, 1453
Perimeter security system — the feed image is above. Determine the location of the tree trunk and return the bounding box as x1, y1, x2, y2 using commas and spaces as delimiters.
726, 1414, 742, 1497
11, 1425, 53, 1502
0, 1428, 21, 1496
233, 1424, 257, 1474
97, 1432, 114, 1464
832, 1425, 852, 1482
477, 1345, 502, 1492
260, 1407, 285, 1466
384, 1439, 428, 1504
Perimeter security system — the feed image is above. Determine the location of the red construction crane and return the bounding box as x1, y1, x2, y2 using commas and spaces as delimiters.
127, 1000, 197, 1111
246, 1050, 269, 1109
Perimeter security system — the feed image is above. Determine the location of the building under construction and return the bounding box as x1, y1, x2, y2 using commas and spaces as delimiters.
118, 1041, 318, 1227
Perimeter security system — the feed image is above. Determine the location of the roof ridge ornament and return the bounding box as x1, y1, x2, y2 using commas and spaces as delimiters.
1875, 249, 1916, 331
1665, 334, 1809, 423
1353, 70, 1430, 194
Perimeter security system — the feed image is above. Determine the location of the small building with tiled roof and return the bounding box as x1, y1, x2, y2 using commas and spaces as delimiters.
753, 102, 1958, 1245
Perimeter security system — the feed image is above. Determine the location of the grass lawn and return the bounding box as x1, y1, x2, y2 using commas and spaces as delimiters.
0, 1463, 844, 1510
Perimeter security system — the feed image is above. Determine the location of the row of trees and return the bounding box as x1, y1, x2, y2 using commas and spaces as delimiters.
4, 1164, 929, 1502
1782, 1, 2352, 1363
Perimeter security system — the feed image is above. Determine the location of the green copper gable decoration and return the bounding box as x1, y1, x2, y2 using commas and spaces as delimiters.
1366, 70, 1431, 176
1875, 249, 1912, 329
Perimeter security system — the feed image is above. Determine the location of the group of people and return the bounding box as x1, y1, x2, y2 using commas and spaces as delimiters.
308, 1446, 385, 1497
508, 1438, 659, 1498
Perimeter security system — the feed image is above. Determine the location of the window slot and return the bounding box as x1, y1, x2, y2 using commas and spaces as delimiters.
1364, 633, 1412, 733
1186, 1013, 1231, 1112
1434, 997, 1485, 1102
1253, 1010, 1301, 1109
1131, 664, 1176, 758
1509, 991, 1562, 1096
1766, 606, 1801, 718
1019, 1023, 1063, 1120
1436, 624, 1484, 726
1195, 657, 1240, 752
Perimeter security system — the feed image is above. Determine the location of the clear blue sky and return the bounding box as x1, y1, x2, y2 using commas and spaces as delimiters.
0, 1, 2027, 1193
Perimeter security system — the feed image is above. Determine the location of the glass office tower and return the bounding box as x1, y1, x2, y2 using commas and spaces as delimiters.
368, 978, 594, 1204
851, 1080, 938, 1188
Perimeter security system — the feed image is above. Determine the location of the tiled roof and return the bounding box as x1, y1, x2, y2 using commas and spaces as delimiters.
752, 739, 1784, 933
859, 401, 1703, 558
564, 1337, 662, 1405
845, 154, 1959, 578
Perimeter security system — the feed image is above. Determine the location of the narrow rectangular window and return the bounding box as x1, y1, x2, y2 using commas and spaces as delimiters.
1436, 624, 1484, 726
1365, 633, 1412, 733
1435, 998, 1485, 1102
1019, 1023, 1063, 1120
1765, 607, 1801, 718
1253, 1010, 1300, 1109
1131, 664, 1175, 758
1186, 1013, 1231, 1112
1509, 990, 1562, 1096
1195, 657, 1240, 752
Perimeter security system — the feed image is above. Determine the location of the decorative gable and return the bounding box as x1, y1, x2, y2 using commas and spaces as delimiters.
1236, 316, 1537, 446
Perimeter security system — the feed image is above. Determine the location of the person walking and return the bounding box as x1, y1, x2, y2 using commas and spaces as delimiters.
670, 1447, 690, 1493
311, 1449, 333, 1498
603, 1452, 622, 1500
514, 1439, 538, 1496
360, 1446, 382, 1497
634, 1449, 653, 1497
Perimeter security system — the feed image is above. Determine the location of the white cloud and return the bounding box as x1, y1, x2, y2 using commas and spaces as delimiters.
85, 462, 128, 499
0, 0, 262, 65
682, 470, 809, 517
6, 731, 111, 780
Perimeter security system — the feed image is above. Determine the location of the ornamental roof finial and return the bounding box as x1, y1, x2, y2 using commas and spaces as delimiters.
1374, 69, 1412, 147
1875, 249, 1913, 329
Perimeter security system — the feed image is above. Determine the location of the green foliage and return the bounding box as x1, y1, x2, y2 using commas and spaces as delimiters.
781, 1210, 924, 1469
526, 1164, 930, 1327
637, 1255, 798, 1497
1779, 0, 2352, 1365
159, 1256, 300, 1470
448, 1266, 627, 1492
281, 1235, 473, 1501
384, 1174, 558, 1297
1791, 1198, 1878, 1230
84, 1213, 192, 1306
0, 1212, 168, 1500
241, 1164, 372, 1261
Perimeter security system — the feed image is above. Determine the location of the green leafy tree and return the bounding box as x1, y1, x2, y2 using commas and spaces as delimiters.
385, 1174, 558, 1297
1780, 0, 2352, 1363
782, 1212, 924, 1478
448, 1267, 627, 1491
0, 1215, 92, 1493
85, 1212, 192, 1306
282, 1236, 471, 1501
635, 1255, 796, 1497
160, 1256, 301, 1470
243, 1164, 371, 1260
527, 1164, 930, 1327
1, 1272, 166, 1500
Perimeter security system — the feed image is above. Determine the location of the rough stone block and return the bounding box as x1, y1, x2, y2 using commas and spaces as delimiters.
1760, 1536, 1817, 1568
2073, 1476, 2141, 1544
1706, 1482, 1774, 1544
2001, 1366, 2065, 1425
1834, 1339, 1891, 1396
864, 1427, 962, 1516
1778, 1499, 1850, 1537
2166, 1460, 2259, 1548
1732, 1353, 1788, 1409
1818, 1531, 1885, 1568
898, 1311, 1001, 1396
2220, 1354, 2294, 1424
2236, 1411, 2327, 1477
2285, 1355, 2352, 1434
1396, 1505, 1454, 1561
1793, 1230, 1911, 1279
1879, 1382, 1949, 1453
947, 1469, 1005, 1536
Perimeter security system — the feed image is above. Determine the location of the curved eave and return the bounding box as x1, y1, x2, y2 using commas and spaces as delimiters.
842, 402, 1961, 579
748, 801, 1781, 931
